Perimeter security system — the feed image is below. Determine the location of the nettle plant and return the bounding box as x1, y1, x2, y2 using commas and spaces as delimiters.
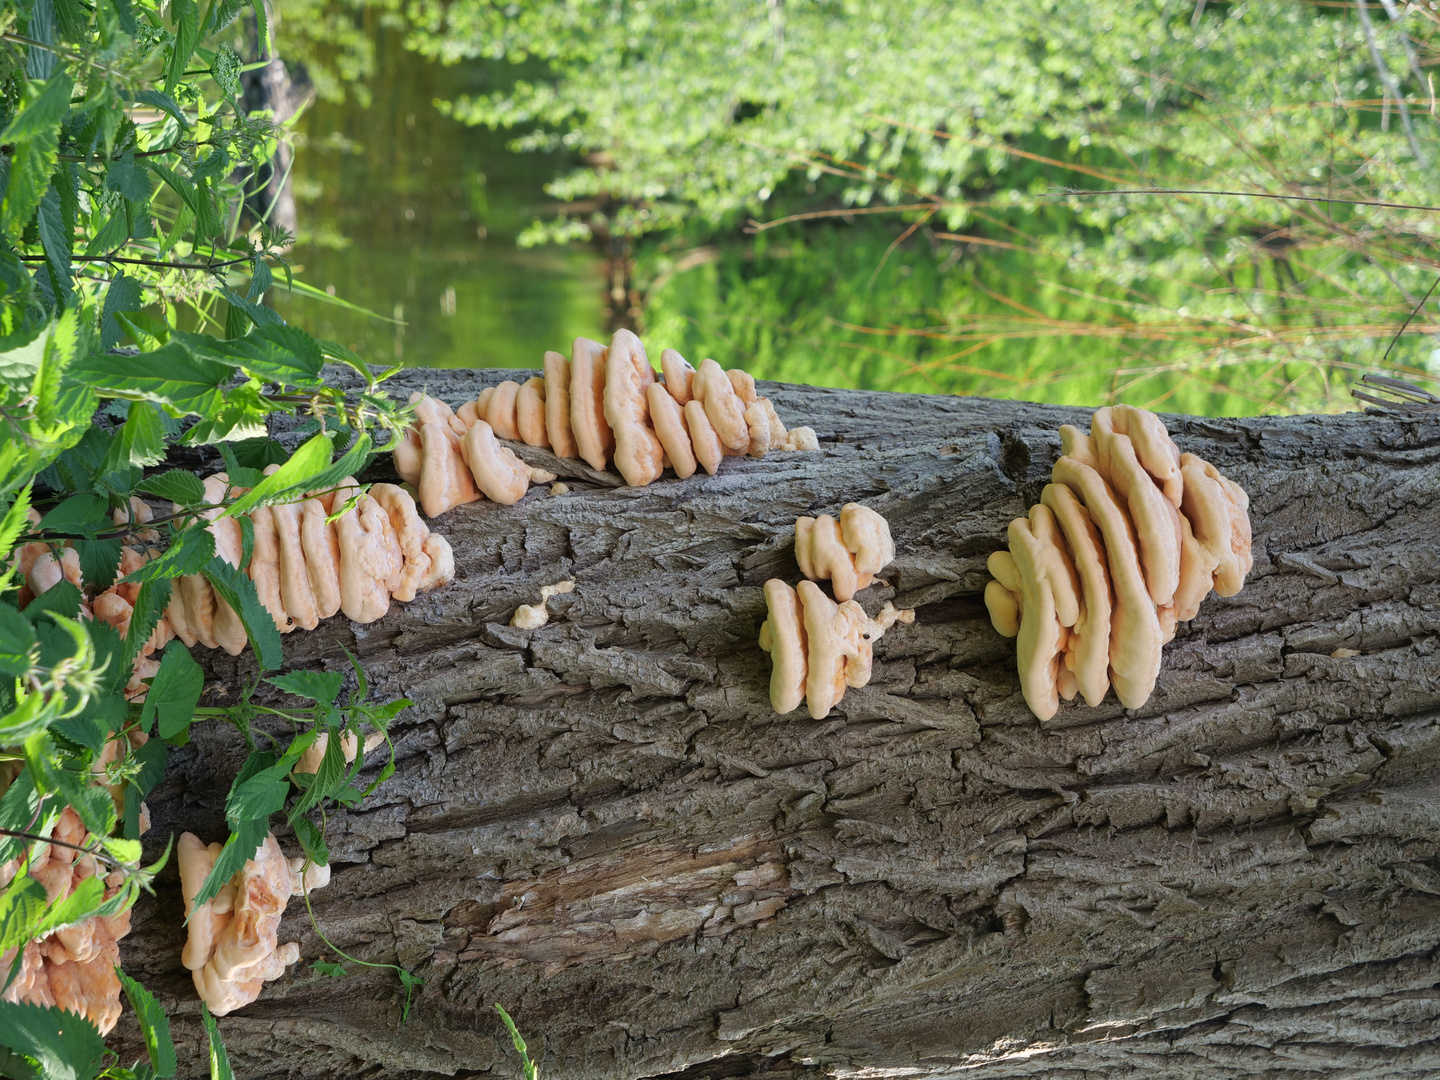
0, 0, 419, 1074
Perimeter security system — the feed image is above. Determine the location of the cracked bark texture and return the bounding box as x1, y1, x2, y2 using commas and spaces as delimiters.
114, 368, 1440, 1080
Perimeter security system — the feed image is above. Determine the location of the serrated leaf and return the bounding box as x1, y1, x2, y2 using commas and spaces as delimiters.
166, 0, 201, 93
200, 1002, 236, 1080
288, 722, 345, 822
220, 433, 332, 518
0, 484, 34, 562
190, 815, 269, 912
68, 344, 230, 415
0, 71, 74, 144
100, 272, 144, 351
124, 577, 172, 664
247, 256, 274, 301
24, 580, 81, 624
0, 605, 39, 678
2, 132, 58, 240
266, 670, 343, 703
38, 493, 108, 538
311, 960, 346, 977
117, 973, 178, 1078
250, 0, 270, 56
74, 537, 123, 592
0, 323, 48, 392
131, 90, 188, 130
85, 207, 130, 258
37, 186, 73, 303
106, 150, 152, 203
109, 0, 137, 33
52, 0, 89, 43
112, 400, 168, 468
0, 874, 48, 951
138, 469, 204, 507
142, 638, 204, 740
292, 814, 329, 867
0, 1000, 105, 1080
202, 556, 281, 670
121, 527, 214, 587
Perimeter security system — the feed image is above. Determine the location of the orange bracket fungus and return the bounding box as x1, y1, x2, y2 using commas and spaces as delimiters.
179, 831, 328, 1016
407, 331, 819, 504
0, 739, 152, 1033
759, 578, 914, 719
794, 503, 896, 603
985, 406, 1253, 720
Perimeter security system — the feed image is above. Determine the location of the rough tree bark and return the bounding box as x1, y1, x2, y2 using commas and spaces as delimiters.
115, 369, 1440, 1079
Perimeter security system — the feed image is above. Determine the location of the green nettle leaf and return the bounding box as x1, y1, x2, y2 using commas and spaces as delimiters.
288, 721, 345, 822
84, 206, 130, 258
74, 537, 123, 592
69, 344, 230, 415
99, 271, 144, 351
266, 670, 344, 703
247, 256, 274, 302
221, 433, 333, 518
114, 399, 169, 468
143, 638, 204, 740
249, 0, 270, 55
0, 1000, 106, 1080
194, 177, 224, 242
166, 0, 202, 92
202, 556, 281, 670
139, 468, 205, 507
200, 1002, 236, 1080
118, 972, 178, 1078
0, 484, 35, 559
131, 89, 188, 130
38, 493, 109, 538
2, 134, 59, 240
124, 578, 172, 662
0, 71, 74, 143
36, 186, 73, 302
191, 815, 270, 912
108, 0, 137, 33
120, 526, 215, 584
52, 0, 89, 43
292, 814, 329, 867
24, 579, 82, 624
200, 323, 324, 386
311, 960, 347, 977
208, 0, 246, 34
0, 604, 39, 677
106, 150, 152, 203
0, 322, 48, 392
0, 874, 49, 951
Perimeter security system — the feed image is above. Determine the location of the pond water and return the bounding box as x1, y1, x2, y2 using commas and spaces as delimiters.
270, 28, 605, 370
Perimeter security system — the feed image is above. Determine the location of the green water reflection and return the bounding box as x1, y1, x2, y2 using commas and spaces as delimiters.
272, 28, 604, 369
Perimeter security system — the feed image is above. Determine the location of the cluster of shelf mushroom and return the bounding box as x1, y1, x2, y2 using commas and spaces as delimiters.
15, 476, 456, 700
397, 330, 819, 517
984, 405, 1252, 721
178, 831, 330, 1016
760, 504, 914, 719
0, 734, 150, 1034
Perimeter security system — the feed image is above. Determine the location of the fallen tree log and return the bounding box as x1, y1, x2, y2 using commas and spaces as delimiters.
117, 370, 1440, 1079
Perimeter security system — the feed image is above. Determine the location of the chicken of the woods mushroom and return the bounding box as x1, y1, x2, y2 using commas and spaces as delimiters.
399, 330, 820, 515
794, 503, 896, 603
984, 404, 1252, 721
759, 578, 914, 719
179, 831, 331, 1016
0, 733, 154, 1034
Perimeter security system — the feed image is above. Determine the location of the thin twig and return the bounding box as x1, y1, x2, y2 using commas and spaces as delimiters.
1052, 186, 1440, 211
1380, 272, 1440, 365
15, 253, 255, 271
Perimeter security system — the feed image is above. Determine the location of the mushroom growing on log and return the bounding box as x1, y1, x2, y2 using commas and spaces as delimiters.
115, 369, 1440, 1080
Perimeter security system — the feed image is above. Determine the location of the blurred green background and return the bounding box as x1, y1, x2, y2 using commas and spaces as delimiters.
269, 1, 1440, 416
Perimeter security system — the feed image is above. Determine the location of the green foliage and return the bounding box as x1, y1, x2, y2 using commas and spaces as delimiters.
405, 0, 1440, 413
494, 1004, 540, 1080
0, 0, 415, 1066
